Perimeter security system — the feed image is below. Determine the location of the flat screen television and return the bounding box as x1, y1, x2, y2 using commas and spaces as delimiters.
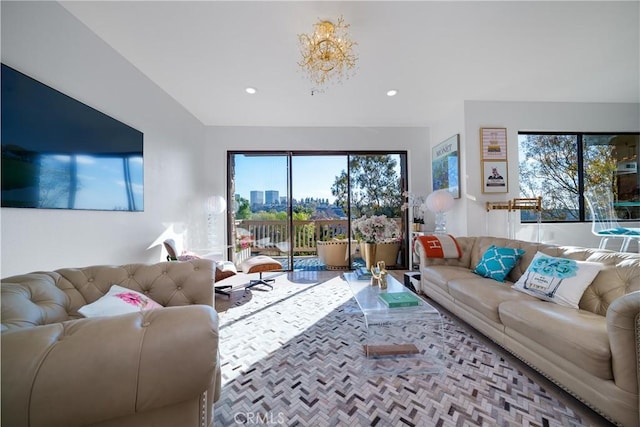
1, 63, 144, 211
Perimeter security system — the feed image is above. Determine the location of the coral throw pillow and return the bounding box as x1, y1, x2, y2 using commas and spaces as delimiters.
78, 285, 162, 318
473, 245, 525, 282
512, 252, 603, 308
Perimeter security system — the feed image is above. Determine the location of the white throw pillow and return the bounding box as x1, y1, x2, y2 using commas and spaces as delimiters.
512, 252, 603, 308
216, 260, 238, 274
78, 285, 162, 318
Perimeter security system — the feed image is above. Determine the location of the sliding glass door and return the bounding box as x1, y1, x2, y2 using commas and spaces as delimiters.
228, 151, 408, 271
228, 153, 291, 267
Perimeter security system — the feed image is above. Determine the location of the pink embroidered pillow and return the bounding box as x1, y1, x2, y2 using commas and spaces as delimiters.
78, 285, 162, 318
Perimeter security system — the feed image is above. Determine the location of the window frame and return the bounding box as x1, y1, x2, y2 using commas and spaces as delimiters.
518, 131, 639, 223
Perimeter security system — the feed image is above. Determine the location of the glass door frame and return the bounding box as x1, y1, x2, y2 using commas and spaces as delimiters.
227, 150, 409, 271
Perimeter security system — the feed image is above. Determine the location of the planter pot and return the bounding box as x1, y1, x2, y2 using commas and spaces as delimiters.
317, 240, 357, 270
361, 242, 401, 269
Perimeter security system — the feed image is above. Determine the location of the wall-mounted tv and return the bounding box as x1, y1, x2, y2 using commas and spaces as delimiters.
1, 64, 143, 211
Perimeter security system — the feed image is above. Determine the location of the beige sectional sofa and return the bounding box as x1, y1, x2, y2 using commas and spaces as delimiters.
416, 236, 639, 427
1, 259, 220, 427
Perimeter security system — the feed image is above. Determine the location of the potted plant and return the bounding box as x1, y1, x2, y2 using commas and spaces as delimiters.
351, 215, 402, 269
402, 191, 426, 231
316, 233, 356, 270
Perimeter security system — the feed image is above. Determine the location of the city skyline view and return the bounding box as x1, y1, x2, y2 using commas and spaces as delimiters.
234, 155, 350, 203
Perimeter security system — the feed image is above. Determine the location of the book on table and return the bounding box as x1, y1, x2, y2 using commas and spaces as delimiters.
378, 291, 420, 308
355, 267, 372, 280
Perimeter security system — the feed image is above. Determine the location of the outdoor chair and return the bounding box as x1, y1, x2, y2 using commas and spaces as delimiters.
584, 187, 640, 252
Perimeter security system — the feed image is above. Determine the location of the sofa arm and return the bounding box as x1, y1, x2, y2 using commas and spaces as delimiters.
607, 290, 640, 394
1, 305, 219, 427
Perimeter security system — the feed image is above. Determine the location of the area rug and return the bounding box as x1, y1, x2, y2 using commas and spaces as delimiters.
214, 274, 600, 426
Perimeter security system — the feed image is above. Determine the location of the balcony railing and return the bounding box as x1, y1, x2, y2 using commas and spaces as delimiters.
235, 219, 349, 256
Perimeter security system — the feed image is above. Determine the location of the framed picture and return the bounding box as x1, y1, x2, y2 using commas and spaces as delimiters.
480, 127, 507, 160
482, 160, 508, 193
432, 134, 460, 198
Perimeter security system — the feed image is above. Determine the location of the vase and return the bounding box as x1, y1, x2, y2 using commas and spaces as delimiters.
361, 242, 401, 269
361, 243, 377, 270
374, 242, 401, 267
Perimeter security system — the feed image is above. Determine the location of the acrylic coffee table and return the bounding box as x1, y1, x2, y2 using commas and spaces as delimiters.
344, 272, 444, 376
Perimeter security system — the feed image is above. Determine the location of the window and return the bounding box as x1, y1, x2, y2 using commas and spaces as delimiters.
518, 133, 639, 222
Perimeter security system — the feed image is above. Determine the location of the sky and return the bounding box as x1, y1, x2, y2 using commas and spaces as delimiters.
234, 155, 349, 202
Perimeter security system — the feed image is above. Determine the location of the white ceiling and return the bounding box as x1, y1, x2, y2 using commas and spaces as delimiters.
60, 1, 640, 127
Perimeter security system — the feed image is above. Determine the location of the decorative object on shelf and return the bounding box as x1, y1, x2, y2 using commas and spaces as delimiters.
298, 16, 357, 89
431, 134, 460, 198
480, 127, 508, 194
425, 190, 455, 234
352, 215, 402, 269
401, 191, 426, 230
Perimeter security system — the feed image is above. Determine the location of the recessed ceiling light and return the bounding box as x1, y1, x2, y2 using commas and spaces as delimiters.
386, 89, 398, 97
245, 87, 257, 94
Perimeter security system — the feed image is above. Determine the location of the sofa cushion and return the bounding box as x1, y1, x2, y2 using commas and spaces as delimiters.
448, 278, 539, 323
499, 300, 612, 380
421, 266, 479, 294
513, 252, 602, 308
473, 245, 525, 282
78, 285, 163, 318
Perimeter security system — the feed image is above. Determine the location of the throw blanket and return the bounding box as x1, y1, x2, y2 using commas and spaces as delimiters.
416, 235, 462, 259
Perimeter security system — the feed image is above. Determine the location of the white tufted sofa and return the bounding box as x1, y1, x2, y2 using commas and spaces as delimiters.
1, 259, 220, 427
417, 236, 639, 427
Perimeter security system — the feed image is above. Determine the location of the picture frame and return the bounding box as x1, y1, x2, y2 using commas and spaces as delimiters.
480, 127, 507, 160
432, 134, 460, 198
482, 160, 508, 193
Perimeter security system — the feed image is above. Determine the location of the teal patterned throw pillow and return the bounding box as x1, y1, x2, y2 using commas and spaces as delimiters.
473, 245, 525, 282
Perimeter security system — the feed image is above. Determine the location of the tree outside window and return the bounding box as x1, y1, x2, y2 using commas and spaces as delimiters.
518, 133, 639, 222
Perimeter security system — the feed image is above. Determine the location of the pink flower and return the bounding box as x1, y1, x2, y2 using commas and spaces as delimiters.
115, 292, 147, 308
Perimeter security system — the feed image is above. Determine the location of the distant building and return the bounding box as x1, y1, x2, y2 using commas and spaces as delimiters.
265, 190, 279, 204
250, 190, 264, 205
280, 196, 288, 204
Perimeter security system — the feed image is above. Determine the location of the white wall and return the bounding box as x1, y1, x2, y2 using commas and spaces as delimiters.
463, 101, 640, 249
1, 2, 207, 277
428, 102, 466, 237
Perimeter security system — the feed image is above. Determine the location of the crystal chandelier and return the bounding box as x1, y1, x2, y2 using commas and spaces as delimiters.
298, 16, 358, 88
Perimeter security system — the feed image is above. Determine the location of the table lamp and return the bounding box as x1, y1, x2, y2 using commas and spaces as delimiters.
425, 190, 455, 233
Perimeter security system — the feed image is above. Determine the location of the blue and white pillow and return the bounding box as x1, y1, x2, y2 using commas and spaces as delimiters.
473, 245, 525, 282
512, 252, 603, 308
